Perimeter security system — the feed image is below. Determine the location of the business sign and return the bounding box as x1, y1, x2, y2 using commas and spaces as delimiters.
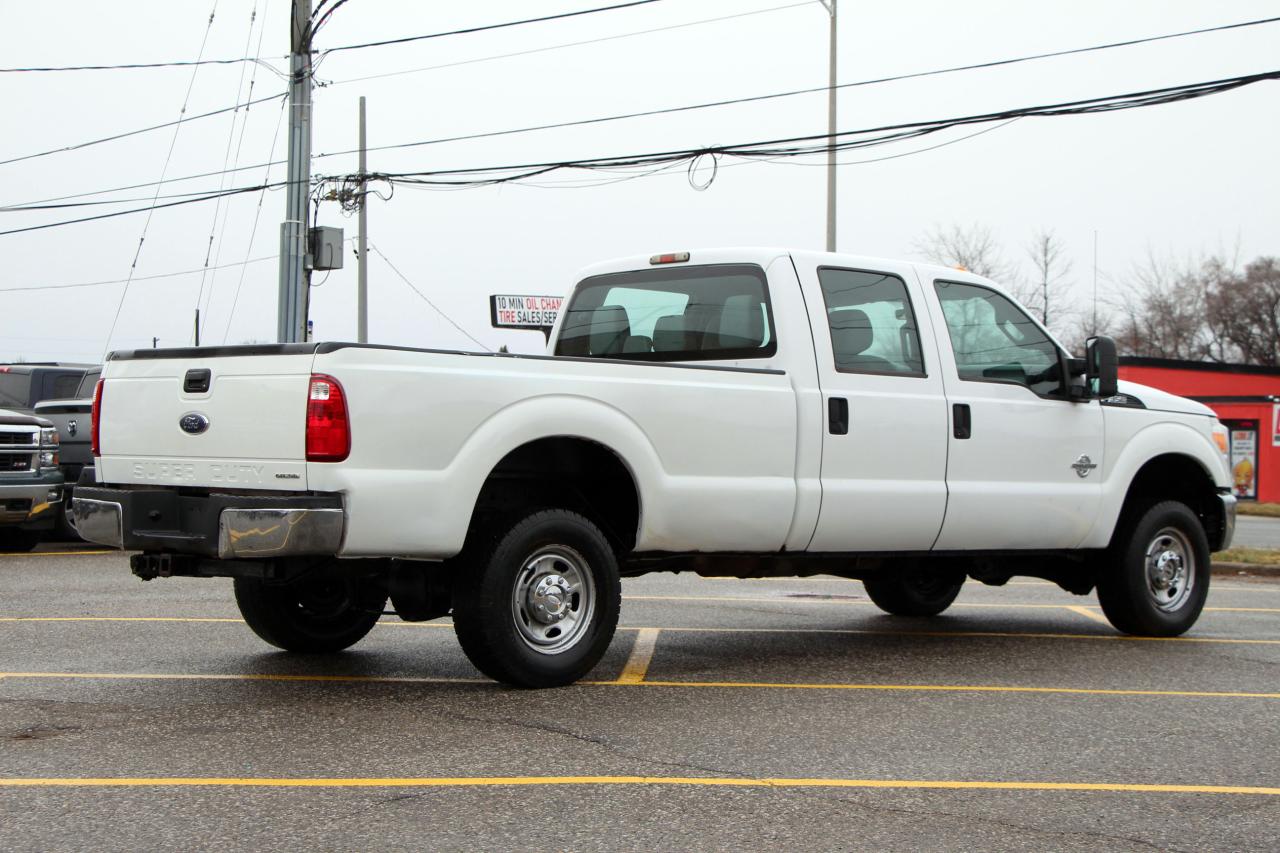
1272, 403, 1280, 447
1225, 420, 1258, 500
489, 294, 563, 335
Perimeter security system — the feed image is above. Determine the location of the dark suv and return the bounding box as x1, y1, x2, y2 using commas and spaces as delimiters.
0, 364, 91, 414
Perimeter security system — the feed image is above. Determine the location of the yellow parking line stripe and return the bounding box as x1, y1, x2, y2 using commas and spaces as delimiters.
636, 625, 1280, 645
0, 671, 487, 685
624, 595, 1280, 614
616, 628, 660, 684
2, 615, 1276, 645
0, 616, 243, 624
0, 776, 1275, 795
601, 680, 1280, 699
0, 550, 114, 558
1064, 605, 1112, 626
2, 670, 1276, 699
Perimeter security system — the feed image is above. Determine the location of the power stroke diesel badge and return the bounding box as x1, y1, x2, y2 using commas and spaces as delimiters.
1072, 454, 1098, 478
179, 412, 210, 435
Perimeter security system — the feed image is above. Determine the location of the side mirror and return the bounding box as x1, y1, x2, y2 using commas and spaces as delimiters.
1085, 335, 1118, 398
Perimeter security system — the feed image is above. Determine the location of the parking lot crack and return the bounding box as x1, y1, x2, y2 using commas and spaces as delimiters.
812, 793, 1192, 853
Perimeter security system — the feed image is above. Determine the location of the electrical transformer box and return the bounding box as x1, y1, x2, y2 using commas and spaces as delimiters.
309, 226, 345, 270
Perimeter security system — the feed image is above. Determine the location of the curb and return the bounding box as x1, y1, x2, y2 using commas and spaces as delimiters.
1211, 561, 1280, 577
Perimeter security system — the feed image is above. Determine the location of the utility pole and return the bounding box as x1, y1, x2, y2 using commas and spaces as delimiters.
822, 0, 838, 253
357, 96, 368, 344
278, 0, 313, 343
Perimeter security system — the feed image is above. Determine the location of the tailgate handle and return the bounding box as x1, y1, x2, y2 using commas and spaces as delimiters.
183, 369, 211, 394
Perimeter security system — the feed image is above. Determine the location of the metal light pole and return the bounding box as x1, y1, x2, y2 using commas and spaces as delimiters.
357, 96, 368, 344
822, 0, 837, 253
278, 0, 313, 343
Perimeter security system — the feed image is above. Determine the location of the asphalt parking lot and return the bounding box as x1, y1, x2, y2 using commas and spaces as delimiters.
2, 546, 1278, 851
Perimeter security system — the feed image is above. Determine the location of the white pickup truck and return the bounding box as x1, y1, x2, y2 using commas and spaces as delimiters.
75, 248, 1236, 687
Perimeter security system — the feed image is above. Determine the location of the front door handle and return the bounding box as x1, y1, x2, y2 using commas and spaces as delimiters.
829, 397, 849, 435
953, 403, 971, 439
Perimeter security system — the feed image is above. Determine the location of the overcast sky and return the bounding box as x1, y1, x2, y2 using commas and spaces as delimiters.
1, 0, 1277, 363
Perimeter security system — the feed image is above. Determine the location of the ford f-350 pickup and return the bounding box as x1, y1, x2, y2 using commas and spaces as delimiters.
73, 248, 1235, 687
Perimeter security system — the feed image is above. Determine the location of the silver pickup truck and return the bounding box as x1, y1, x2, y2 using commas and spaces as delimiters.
0, 409, 65, 551
34, 367, 100, 536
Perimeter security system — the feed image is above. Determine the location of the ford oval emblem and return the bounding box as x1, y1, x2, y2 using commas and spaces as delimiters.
179, 412, 210, 435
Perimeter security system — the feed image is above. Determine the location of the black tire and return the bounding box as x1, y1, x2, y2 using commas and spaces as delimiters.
862, 562, 965, 617
452, 509, 621, 688
233, 571, 386, 653
0, 529, 41, 553
1097, 500, 1209, 636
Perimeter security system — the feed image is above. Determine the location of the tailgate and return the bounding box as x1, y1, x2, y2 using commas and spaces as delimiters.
96, 349, 316, 490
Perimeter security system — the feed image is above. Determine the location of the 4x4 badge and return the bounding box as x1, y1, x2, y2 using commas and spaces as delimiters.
1072, 454, 1098, 478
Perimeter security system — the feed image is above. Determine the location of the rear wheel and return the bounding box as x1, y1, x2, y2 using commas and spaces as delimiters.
863, 562, 965, 617
1097, 500, 1209, 636
234, 571, 386, 653
452, 509, 621, 688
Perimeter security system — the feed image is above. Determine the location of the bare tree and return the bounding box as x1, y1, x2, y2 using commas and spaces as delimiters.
914, 223, 1013, 281
1205, 256, 1280, 366
914, 223, 1038, 308
1024, 228, 1073, 330
1111, 253, 1214, 361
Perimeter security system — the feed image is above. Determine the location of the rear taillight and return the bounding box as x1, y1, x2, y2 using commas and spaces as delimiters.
306, 373, 350, 462
90, 378, 104, 457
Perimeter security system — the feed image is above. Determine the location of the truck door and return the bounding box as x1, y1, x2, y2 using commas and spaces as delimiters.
797, 262, 950, 551
924, 278, 1103, 550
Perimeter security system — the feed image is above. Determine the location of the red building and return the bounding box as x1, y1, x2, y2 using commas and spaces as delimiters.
1119, 357, 1280, 502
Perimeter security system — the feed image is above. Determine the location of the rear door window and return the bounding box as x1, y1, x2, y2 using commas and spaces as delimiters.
44, 371, 84, 401
555, 264, 776, 361
817, 268, 925, 376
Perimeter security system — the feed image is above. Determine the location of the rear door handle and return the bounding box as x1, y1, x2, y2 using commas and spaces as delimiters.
953, 403, 971, 439
828, 397, 849, 435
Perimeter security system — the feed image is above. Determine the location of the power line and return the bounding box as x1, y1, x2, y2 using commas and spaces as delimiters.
5, 69, 1276, 237
314, 14, 1280, 163
0, 90, 286, 168
368, 243, 491, 351
0, 184, 280, 237
0, 254, 278, 294
0, 56, 285, 74
336, 70, 1280, 188
197, 0, 270, 340
322, 0, 666, 55
11, 12, 1278, 209
324, 1, 818, 87
101, 1, 224, 361
222, 99, 291, 344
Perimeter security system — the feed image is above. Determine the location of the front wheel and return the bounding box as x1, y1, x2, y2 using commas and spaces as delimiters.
0, 529, 41, 553
862, 562, 965, 617
452, 509, 621, 688
1097, 500, 1209, 636
234, 571, 386, 653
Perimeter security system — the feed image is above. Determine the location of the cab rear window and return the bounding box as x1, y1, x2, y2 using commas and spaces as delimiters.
555, 264, 776, 361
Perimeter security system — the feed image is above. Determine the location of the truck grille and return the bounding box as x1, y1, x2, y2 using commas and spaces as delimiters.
0, 452, 34, 472
0, 431, 36, 447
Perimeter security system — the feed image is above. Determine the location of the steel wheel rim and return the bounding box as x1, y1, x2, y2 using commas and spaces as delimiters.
511, 545, 595, 655
1144, 526, 1195, 612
